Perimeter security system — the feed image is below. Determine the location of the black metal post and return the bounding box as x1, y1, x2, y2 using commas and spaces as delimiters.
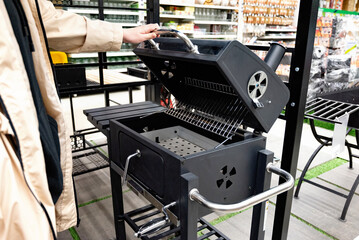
272, 0, 319, 239
128, 87, 133, 103
250, 150, 273, 240
110, 162, 127, 240
105, 90, 110, 106
180, 173, 199, 240
146, 0, 160, 24
69, 94, 76, 133
340, 175, 359, 221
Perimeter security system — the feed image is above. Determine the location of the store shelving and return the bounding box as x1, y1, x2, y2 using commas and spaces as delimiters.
193, 20, 237, 25
68, 52, 136, 58
192, 34, 237, 38
257, 35, 296, 40
158, 0, 239, 40
160, 14, 195, 19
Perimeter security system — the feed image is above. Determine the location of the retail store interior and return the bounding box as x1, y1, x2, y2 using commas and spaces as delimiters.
14, 0, 359, 239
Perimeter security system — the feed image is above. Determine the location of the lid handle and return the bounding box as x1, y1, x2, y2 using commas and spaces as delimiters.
148, 29, 199, 54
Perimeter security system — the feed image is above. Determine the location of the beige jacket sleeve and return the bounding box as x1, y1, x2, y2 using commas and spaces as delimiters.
39, 0, 123, 53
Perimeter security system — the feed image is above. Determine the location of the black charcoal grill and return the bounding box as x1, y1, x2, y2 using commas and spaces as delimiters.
109, 30, 294, 239
296, 86, 359, 221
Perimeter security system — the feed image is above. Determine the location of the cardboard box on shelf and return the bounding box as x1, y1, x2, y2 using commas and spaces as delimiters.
342, 0, 357, 11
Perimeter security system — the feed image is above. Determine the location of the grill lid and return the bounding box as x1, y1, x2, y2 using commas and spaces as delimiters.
134, 37, 289, 134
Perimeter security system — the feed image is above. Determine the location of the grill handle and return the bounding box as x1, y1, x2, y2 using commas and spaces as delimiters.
263, 42, 286, 71
189, 162, 294, 213
122, 150, 141, 186
148, 29, 199, 54
134, 202, 176, 238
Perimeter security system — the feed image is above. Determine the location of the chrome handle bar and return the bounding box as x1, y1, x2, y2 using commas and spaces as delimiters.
122, 149, 141, 186
148, 29, 199, 54
189, 163, 294, 213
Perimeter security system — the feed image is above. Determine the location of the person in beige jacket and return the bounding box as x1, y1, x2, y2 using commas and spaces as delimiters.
0, 0, 158, 238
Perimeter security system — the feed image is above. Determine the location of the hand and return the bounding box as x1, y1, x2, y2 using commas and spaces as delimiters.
123, 24, 159, 43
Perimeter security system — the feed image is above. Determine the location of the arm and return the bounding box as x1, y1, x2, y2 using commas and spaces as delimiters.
39, 0, 157, 53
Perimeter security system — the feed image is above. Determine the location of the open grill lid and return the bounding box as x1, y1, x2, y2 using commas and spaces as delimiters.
134, 37, 289, 135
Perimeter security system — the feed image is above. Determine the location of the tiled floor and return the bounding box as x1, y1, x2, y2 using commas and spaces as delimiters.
58, 89, 359, 240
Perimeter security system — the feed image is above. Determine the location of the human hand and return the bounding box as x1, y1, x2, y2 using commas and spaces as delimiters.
123, 24, 159, 43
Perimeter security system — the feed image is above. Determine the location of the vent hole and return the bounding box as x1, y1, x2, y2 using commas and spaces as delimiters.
229, 167, 237, 176
226, 180, 233, 189
155, 137, 160, 143
217, 179, 224, 188
221, 166, 228, 175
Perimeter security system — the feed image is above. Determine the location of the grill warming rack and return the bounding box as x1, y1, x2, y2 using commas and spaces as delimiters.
305, 97, 359, 124
165, 79, 248, 139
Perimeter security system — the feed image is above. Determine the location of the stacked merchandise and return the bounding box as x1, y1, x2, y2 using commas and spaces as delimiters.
319, 0, 344, 9
308, 11, 359, 99
242, 0, 296, 25
242, 0, 297, 47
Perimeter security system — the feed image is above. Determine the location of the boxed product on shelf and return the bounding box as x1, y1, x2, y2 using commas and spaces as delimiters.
161, 6, 194, 16
342, 0, 356, 11
330, 0, 344, 9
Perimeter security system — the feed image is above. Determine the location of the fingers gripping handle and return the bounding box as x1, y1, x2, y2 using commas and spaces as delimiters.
148, 29, 199, 54
189, 163, 294, 212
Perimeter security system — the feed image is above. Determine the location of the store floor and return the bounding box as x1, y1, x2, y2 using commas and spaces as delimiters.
58, 88, 359, 240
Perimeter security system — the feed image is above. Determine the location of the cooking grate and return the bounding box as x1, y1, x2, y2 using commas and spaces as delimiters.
165, 81, 248, 139
305, 97, 359, 124
183, 77, 236, 96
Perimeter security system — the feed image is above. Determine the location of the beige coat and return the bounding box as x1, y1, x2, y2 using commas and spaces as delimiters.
0, 0, 123, 238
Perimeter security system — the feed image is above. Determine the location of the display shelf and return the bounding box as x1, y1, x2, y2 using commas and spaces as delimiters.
67, 8, 140, 15
68, 52, 136, 58
159, 1, 238, 10
319, 7, 359, 15
265, 27, 297, 32
160, 14, 195, 19
192, 34, 237, 38
104, 9, 140, 15
194, 4, 238, 10
160, 0, 195, 7
194, 20, 237, 25
257, 35, 296, 40
66, 8, 98, 14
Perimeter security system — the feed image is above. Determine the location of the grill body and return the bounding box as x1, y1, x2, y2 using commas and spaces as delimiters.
107, 37, 290, 238
110, 112, 267, 218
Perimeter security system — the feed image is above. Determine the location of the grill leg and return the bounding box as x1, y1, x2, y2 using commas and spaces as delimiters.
250, 150, 273, 240
110, 166, 126, 240
345, 140, 353, 169
340, 175, 359, 221
180, 173, 199, 240
294, 143, 326, 198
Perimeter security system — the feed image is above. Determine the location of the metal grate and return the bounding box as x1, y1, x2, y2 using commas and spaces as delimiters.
165, 80, 248, 139
72, 151, 109, 176
305, 97, 359, 124
71, 135, 85, 151
184, 77, 236, 95
158, 136, 206, 156
121, 204, 230, 240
